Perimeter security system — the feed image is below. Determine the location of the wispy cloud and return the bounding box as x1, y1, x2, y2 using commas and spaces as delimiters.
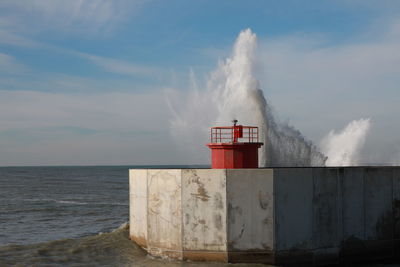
0, 53, 29, 74
0, 47, 164, 90
0, 0, 146, 36
0, 30, 41, 48
0, 89, 176, 165
77, 52, 161, 77
0, 89, 167, 133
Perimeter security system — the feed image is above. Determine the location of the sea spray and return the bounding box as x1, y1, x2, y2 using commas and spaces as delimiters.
169, 28, 326, 166
391, 151, 400, 166
321, 118, 371, 166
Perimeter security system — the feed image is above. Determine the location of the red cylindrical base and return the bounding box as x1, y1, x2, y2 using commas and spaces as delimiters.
206, 143, 263, 169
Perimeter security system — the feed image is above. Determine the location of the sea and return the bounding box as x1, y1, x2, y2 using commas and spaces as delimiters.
0, 166, 398, 267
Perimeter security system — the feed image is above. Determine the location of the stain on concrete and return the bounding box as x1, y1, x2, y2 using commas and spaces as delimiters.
258, 190, 269, 210
194, 186, 210, 201
188, 170, 211, 202
214, 192, 224, 209
214, 214, 223, 230
238, 223, 245, 239
229, 223, 246, 250
148, 193, 162, 215
185, 213, 190, 225
393, 199, 400, 238
228, 203, 242, 224
375, 210, 393, 239
131, 235, 148, 248
261, 243, 272, 250
183, 251, 228, 262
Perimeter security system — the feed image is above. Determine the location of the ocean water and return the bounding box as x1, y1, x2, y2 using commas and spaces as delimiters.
0, 166, 398, 267
0, 165, 261, 267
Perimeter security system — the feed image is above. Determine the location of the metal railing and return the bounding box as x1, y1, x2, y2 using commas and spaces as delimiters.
210, 126, 259, 143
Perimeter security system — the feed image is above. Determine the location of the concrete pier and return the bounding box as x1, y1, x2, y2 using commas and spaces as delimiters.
129, 167, 400, 265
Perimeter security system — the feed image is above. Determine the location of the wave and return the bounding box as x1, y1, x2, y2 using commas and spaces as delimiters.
168, 29, 372, 167
1, 223, 395, 266
0, 223, 146, 267
56, 200, 88, 205
95, 202, 129, 206
0, 223, 237, 266
20, 198, 128, 206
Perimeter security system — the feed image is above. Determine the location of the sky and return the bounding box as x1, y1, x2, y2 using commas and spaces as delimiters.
1, 0, 400, 166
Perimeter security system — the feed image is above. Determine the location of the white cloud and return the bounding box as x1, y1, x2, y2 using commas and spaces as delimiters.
0, 53, 29, 74
0, 90, 162, 131
0, 0, 145, 36
0, 50, 165, 91
77, 52, 161, 77
392, 151, 400, 166
0, 30, 41, 48
0, 89, 178, 166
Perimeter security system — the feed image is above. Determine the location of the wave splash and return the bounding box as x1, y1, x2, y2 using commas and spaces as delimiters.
321, 118, 371, 166
169, 29, 373, 166
170, 29, 330, 167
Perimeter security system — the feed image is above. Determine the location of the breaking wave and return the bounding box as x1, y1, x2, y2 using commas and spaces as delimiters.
0, 223, 248, 267
168, 29, 372, 167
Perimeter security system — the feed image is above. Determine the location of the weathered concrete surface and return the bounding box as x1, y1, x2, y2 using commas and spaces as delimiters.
226, 169, 274, 262
274, 168, 313, 265
312, 168, 341, 264
341, 168, 366, 261
129, 167, 400, 265
129, 169, 148, 248
182, 169, 227, 261
147, 169, 182, 259
362, 168, 394, 260
342, 168, 364, 241
275, 168, 313, 251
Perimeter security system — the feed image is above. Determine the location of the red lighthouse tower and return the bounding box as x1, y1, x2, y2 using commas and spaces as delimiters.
206, 120, 263, 169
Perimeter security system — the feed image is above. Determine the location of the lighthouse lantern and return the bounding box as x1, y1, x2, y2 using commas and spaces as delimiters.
206, 120, 263, 169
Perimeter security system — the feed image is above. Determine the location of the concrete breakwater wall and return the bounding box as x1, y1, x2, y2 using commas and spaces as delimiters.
129, 167, 400, 265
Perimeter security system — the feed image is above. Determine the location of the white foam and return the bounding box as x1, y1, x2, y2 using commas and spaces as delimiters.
57, 200, 88, 205
169, 29, 326, 166
320, 118, 371, 166
169, 29, 374, 167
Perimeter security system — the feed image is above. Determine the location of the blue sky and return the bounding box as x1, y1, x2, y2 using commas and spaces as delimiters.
1, 0, 400, 166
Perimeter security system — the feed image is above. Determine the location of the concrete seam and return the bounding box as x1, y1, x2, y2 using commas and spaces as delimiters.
225, 168, 228, 254
340, 169, 344, 248
129, 169, 131, 238
180, 169, 184, 254
312, 168, 316, 265
338, 168, 343, 252
272, 168, 276, 253
391, 168, 394, 257
146, 169, 149, 248
363, 168, 366, 240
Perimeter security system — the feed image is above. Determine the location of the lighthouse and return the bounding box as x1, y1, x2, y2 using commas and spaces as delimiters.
206, 120, 263, 168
